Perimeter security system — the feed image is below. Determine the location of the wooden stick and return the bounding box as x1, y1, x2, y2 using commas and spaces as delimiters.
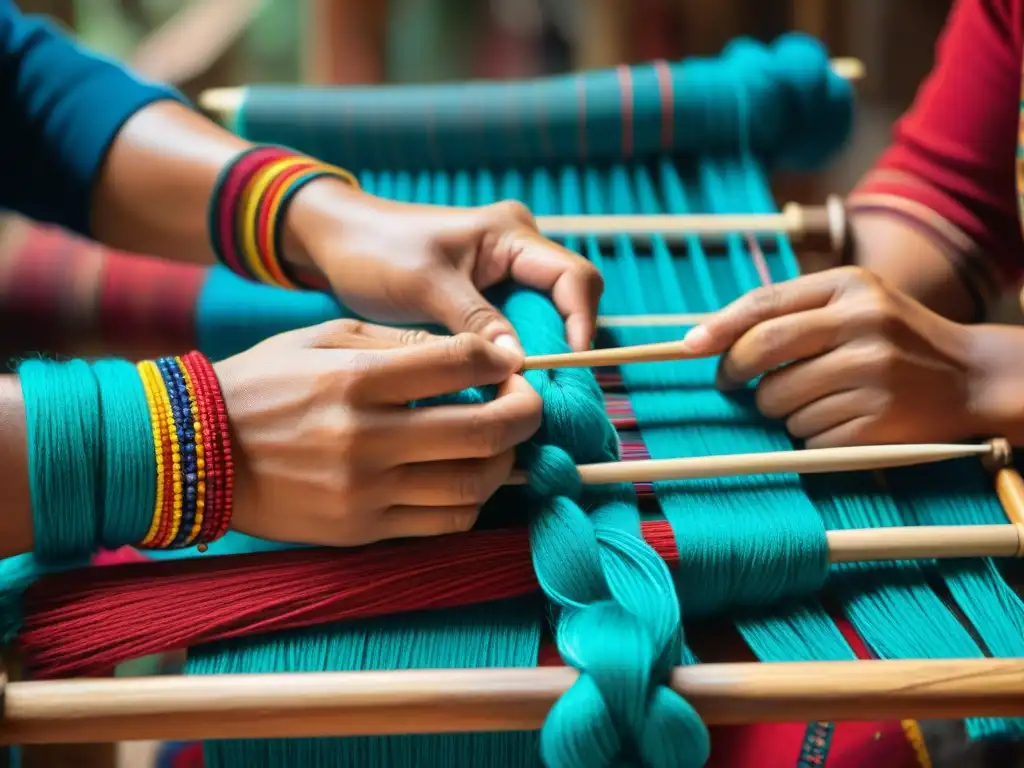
198, 58, 866, 121
823, 523, 1024, 562
506, 442, 996, 486
537, 208, 803, 241
598, 313, 708, 328
522, 338, 701, 369
2, 658, 1020, 745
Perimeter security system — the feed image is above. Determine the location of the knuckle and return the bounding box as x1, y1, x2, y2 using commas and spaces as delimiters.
448, 332, 491, 375
328, 318, 367, 338
748, 321, 789, 357
399, 328, 434, 346
865, 387, 895, 415
746, 285, 782, 317
838, 265, 875, 284
459, 303, 501, 333
455, 470, 486, 505
494, 199, 535, 227
755, 381, 785, 419
448, 507, 479, 533
472, 408, 510, 456
860, 339, 898, 370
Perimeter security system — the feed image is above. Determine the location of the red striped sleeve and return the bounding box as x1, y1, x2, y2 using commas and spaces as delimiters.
849, 0, 1024, 307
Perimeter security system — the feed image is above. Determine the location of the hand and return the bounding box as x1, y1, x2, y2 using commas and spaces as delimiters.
680, 266, 997, 448
213, 320, 542, 547
285, 179, 603, 353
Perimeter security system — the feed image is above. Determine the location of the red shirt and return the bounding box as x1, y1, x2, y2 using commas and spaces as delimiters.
850, 0, 1024, 306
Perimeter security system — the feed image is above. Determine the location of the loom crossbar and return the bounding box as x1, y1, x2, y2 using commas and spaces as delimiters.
3, 660, 1023, 745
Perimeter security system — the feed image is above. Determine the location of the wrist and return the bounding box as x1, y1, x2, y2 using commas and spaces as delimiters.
281, 175, 368, 275
207, 145, 362, 290
963, 324, 1024, 445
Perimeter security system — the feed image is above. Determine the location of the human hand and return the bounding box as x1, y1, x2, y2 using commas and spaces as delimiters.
680, 266, 999, 448
285, 179, 603, 354
213, 320, 542, 547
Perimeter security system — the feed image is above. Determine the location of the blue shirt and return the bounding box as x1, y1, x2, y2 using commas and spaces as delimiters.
0, 0, 181, 236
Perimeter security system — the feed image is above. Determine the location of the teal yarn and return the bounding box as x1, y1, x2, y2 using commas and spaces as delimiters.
20, 359, 103, 563
507, 288, 710, 767
189, 599, 544, 767
232, 34, 850, 174
91, 360, 156, 550
18, 359, 155, 562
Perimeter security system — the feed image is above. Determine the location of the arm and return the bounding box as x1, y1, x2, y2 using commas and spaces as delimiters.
0, 375, 30, 558
0, 0, 257, 264
847, 0, 1024, 323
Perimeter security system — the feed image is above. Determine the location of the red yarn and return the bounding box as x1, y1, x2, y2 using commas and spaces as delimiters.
21, 521, 679, 678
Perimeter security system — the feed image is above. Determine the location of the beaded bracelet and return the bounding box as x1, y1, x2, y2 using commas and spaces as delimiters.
209, 145, 359, 290
137, 352, 233, 550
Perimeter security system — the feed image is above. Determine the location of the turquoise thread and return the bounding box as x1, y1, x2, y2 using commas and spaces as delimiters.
20, 359, 102, 563
92, 360, 157, 550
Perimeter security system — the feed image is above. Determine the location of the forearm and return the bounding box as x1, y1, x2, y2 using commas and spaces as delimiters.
91, 100, 331, 273
848, 210, 979, 323
90, 100, 247, 265
0, 374, 32, 558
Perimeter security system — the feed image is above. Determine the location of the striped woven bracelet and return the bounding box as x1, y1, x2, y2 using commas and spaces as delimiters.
136, 352, 234, 550
208, 145, 359, 289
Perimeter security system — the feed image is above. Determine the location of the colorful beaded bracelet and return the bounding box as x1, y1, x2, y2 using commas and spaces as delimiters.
137, 351, 233, 550
208, 145, 359, 290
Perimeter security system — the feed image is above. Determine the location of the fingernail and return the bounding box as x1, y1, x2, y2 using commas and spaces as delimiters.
494, 333, 523, 356
683, 325, 710, 351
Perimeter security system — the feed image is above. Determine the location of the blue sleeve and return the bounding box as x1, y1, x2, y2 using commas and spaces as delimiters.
0, 0, 185, 236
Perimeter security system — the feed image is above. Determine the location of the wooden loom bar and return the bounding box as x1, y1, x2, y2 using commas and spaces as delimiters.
535, 196, 847, 249
198, 58, 865, 121
508, 442, 998, 486
2, 658, 1022, 745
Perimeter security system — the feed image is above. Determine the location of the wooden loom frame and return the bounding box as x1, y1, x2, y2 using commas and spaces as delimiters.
6, 53, 1024, 758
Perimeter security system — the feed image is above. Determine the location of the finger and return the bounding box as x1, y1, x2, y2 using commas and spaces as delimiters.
300, 319, 447, 350
423, 267, 524, 355
716, 306, 846, 389
377, 505, 481, 539
375, 375, 543, 462
351, 333, 524, 404
683, 269, 853, 355
388, 451, 515, 507
784, 389, 880, 439
505, 231, 604, 352
755, 347, 861, 419
804, 416, 879, 449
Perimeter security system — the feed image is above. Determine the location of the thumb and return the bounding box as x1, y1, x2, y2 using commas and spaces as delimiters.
426, 270, 523, 356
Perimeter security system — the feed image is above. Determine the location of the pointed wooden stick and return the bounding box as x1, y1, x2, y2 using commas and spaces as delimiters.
3, 658, 1020, 745
199, 59, 865, 120
506, 442, 997, 487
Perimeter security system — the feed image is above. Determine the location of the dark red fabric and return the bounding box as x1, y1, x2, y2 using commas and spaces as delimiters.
0, 219, 203, 361
852, 0, 1024, 283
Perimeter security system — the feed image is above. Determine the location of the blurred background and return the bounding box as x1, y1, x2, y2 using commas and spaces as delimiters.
16, 0, 953, 203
